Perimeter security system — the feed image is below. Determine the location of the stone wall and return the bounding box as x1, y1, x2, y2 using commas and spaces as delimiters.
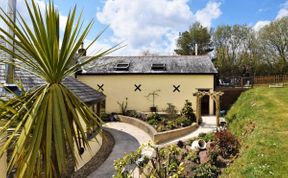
118, 115, 199, 144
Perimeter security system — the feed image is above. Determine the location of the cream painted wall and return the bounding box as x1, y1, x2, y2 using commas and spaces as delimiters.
0, 145, 7, 178
78, 74, 215, 114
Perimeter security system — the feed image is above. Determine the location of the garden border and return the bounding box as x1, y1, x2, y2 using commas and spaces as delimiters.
118, 115, 199, 144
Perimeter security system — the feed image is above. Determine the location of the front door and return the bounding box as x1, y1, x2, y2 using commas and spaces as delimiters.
199, 89, 210, 115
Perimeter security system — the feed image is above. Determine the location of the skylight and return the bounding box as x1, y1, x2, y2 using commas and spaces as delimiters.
151, 63, 166, 71
114, 63, 130, 71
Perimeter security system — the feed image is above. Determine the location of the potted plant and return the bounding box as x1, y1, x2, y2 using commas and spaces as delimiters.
145, 89, 160, 112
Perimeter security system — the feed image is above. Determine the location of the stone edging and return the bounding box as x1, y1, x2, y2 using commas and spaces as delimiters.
72, 130, 115, 178
118, 115, 157, 138
118, 115, 199, 144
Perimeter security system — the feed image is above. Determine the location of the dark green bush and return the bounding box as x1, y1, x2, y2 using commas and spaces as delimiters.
100, 113, 111, 122
199, 133, 214, 142
180, 100, 196, 123
147, 113, 161, 125
176, 116, 193, 127
193, 163, 220, 178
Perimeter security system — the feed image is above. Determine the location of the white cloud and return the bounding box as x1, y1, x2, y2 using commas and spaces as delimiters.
96, 0, 222, 55
253, 20, 270, 31
276, 1, 288, 19
0, 0, 67, 33
195, 1, 222, 28
253, 1, 288, 31
59, 14, 68, 32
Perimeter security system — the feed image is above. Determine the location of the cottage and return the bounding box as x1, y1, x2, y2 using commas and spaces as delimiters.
77, 55, 218, 114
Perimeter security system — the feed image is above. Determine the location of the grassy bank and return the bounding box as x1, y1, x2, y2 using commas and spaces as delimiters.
222, 87, 288, 178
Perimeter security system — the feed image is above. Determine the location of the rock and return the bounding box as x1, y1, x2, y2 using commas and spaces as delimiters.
199, 151, 209, 164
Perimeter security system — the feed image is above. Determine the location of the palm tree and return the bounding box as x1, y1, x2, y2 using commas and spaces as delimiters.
0, 0, 118, 177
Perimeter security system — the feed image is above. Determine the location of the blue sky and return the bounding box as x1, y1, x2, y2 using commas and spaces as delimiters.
1, 0, 288, 55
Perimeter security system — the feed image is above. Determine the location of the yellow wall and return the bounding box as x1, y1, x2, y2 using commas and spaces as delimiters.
77, 74, 215, 114
75, 133, 102, 170
0, 144, 7, 178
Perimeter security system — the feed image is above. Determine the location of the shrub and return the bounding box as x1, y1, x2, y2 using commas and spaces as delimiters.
100, 113, 111, 122
147, 113, 161, 125
180, 100, 196, 123
156, 124, 167, 132
193, 163, 220, 178
125, 110, 139, 118
176, 116, 193, 127
199, 133, 214, 142
166, 120, 177, 130
213, 130, 240, 158
117, 97, 128, 115
165, 103, 177, 115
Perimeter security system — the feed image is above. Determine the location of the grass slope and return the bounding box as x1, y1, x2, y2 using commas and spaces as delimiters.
222, 87, 288, 178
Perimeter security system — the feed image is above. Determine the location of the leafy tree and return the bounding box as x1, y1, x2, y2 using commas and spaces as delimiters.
213, 25, 260, 77
175, 22, 212, 55
258, 17, 288, 74
0, 1, 117, 177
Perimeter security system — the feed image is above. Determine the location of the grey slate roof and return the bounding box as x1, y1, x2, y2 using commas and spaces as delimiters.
80, 55, 218, 74
0, 63, 105, 104
0, 39, 105, 104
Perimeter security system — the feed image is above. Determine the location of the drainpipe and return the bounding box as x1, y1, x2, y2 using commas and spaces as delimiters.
195, 43, 198, 56
5, 0, 17, 85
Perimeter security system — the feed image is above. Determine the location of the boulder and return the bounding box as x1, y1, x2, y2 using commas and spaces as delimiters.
199, 150, 209, 164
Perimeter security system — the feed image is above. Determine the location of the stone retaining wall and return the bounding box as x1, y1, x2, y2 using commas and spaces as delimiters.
154, 123, 198, 144
118, 115, 199, 144
118, 115, 157, 138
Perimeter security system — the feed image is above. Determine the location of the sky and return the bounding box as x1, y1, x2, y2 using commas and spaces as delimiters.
0, 0, 288, 55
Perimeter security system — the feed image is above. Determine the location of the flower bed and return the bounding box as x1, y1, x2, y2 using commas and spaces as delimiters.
114, 129, 240, 178
118, 115, 198, 144
125, 100, 197, 132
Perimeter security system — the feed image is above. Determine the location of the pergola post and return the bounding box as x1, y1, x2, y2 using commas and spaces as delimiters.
196, 96, 202, 124
215, 95, 220, 127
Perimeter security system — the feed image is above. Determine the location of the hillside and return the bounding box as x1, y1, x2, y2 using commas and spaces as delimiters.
222, 87, 288, 177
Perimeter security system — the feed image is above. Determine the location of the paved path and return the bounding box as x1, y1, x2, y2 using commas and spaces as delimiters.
88, 116, 217, 178
88, 123, 151, 178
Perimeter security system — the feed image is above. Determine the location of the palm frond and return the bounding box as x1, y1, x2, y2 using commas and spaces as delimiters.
0, 0, 118, 177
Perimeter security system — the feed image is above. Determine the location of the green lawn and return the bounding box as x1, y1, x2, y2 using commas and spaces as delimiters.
222, 87, 288, 178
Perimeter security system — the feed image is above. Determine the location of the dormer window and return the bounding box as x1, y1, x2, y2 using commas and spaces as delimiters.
114, 63, 130, 71
151, 63, 166, 71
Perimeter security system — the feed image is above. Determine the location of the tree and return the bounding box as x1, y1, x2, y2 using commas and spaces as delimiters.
258, 17, 288, 74
213, 25, 260, 77
0, 1, 117, 177
175, 22, 212, 55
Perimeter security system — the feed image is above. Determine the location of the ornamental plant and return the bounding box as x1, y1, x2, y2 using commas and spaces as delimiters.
180, 100, 196, 123
0, 1, 118, 177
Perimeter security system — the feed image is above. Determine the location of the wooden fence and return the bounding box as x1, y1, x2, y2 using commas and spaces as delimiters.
219, 75, 288, 87
253, 75, 288, 84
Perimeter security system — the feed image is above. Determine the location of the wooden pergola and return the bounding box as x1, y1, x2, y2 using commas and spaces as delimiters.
193, 91, 224, 127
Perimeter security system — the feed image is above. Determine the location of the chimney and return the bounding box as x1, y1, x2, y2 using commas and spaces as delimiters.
5, 0, 17, 84
195, 43, 198, 56
78, 42, 86, 56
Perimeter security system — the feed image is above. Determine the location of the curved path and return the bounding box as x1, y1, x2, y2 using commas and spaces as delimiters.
88, 116, 216, 178
88, 122, 151, 178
